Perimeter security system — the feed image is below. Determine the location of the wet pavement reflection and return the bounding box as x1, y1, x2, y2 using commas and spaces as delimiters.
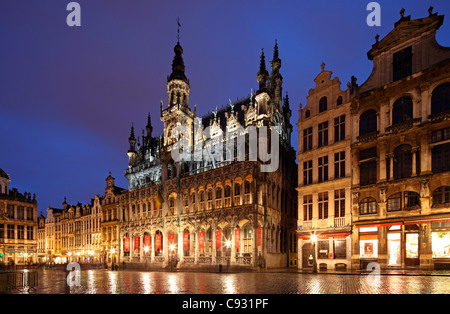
9, 269, 450, 294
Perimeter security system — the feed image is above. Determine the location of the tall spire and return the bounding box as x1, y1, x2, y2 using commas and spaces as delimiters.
128, 123, 136, 152
257, 48, 269, 93
168, 18, 188, 84
146, 113, 153, 137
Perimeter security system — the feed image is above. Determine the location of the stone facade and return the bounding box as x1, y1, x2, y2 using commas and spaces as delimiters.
115, 40, 298, 270
297, 63, 353, 271
0, 169, 38, 265
350, 9, 450, 270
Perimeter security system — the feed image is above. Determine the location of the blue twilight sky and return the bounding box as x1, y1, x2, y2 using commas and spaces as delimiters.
1, 0, 450, 216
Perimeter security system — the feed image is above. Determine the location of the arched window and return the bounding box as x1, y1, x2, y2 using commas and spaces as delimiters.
215, 187, 222, 208
244, 181, 251, 204
224, 186, 231, 207
337, 96, 343, 106
359, 109, 377, 136
169, 196, 175, 215
359, 197, 377, 215
404, 191, 420, 209
387, 193, 402, 212
234, 183, 241, 205
319, 97, 327, 113
305, 110, 310, 119
393, 144, 412, 179
433, 186, 450, 206
431, 83, 450, 115
392, 97, 413, 125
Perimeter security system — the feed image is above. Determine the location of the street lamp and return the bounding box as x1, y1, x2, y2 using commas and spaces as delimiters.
311, 234, 318, 274
225, 240, 231, 273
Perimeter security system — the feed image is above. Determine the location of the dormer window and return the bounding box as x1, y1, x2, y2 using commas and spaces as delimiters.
319, 97, 328, 113
393, 46, 412, 82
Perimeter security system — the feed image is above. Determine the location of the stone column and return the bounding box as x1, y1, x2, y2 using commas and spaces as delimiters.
252, 224, 258, 267
351, 227, 360, 270
420, 223, 433, 270
150, 232, 155, 263
212, 224, 217, 264
387, 153, 394, 180
378, 227, 388, 269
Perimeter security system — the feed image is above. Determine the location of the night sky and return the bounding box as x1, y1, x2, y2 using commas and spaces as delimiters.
1, 1, 450, 216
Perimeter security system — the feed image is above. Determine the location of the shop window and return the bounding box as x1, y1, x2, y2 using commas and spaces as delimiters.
406, 233, 419, 259
431, 83, 450, 115
359, 197, 377, 215
359, 109, 377, 136
334, 239, 346, 259
359, 234, 378, 259
433, 186, 450, 206
392, 97, 413, 125
318, 241, 329, 259
431, 232, 450, 258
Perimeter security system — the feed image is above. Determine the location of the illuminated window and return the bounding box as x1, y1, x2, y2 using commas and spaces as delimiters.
360, 198, 377, 215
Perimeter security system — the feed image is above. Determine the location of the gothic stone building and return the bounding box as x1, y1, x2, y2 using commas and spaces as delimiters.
113, 39, 298, 269
350, 8, 450, 270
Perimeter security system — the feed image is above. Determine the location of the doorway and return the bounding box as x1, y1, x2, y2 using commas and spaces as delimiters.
302, 243, 313, 268
388, 233, 401, 266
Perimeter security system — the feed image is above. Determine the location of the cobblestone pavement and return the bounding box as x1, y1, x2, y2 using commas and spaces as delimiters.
8, 269, 450, 294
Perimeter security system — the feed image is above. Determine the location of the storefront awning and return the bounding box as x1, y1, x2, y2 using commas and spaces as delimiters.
354, 220, 403, 228
404, 217, 450, 225
298, 232, 350, 239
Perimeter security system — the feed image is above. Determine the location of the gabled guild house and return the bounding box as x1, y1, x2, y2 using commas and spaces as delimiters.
349, 8, 450, 270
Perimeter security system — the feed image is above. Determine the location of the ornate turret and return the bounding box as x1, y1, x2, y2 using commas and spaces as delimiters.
270, 40, 283, 110
257, 49, 269, 94
146, 113, 153, 138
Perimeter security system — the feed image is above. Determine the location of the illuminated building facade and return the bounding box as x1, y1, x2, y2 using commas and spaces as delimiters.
350, 8, 450, 270
44, 197, 102, 263
115, 39, 298, 269
296, 64, 353, 270
0, 168, 38, 265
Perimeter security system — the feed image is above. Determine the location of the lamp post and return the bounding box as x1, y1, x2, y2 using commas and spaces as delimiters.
225, 240, 231, 273
311, 234, 317, 274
